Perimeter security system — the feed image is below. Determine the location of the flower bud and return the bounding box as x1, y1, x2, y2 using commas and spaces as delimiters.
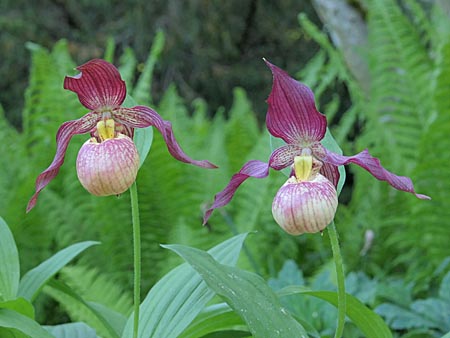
76, 134, 140, 196
272, 155, 338, 235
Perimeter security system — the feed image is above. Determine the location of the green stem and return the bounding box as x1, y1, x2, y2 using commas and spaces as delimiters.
327, 221, 346, 338
130, 181, 141, 338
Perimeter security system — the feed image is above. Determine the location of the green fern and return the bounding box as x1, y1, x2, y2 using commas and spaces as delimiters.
44, 265, 132, 337
394, 35, 450, 286
364, 0, 432, 170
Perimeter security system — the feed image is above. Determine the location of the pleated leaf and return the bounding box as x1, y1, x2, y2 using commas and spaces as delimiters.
278, 287, 392, 338
121, 233, 248, 338
179, 303, 248, 338
18, 241, 99, 301
0, 309, 54, 338
0, 217, 20, 301
164, 243, 308, 338
43, 322, 98, 338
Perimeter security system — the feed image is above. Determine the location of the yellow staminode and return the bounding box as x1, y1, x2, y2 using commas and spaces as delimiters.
97, 118, 115, 141
294, 155, 313, 182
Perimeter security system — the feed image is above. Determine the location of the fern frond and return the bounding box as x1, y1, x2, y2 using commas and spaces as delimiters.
132, 30, 165, 106
365, 0, 432, 171
393, 37, 450, 284
118, 48, 137, 89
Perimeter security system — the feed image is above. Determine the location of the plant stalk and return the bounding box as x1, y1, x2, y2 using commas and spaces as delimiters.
327, 221, 346, 338
130, 181, 141, 338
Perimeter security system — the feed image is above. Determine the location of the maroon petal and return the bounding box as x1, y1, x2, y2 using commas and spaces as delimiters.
203, 160, 270, 224
114, 106, 217, 169
320, 161, 340, 187
64, 59, 126, 111
324, 149, 430, 199
27, 112, 100, 212
265, 60, 327, 144
268, 144, 303, 170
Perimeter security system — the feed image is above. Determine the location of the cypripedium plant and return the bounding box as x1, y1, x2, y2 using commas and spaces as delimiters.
27, 59, 216, 212
203, 60, 430, 233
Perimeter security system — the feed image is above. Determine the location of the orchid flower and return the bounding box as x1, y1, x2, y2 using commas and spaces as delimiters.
203, 60, 430, 234
27, 59, 216, 212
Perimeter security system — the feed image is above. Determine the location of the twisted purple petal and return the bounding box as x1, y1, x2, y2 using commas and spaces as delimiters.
64, 59, 126, 111
203, 160, 271, 224
114, 106, 217, 169
324, 149, 430, 199
27, 112, 100, 212
265, 60, 327, 144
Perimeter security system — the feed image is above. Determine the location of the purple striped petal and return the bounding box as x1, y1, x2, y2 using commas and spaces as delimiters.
324, 149, 430, 199
203, 160, 270, 224
64, 59, 126, 111
27, 112, 100, 212
268, 144, 303, 170
265, 60, 327, 144
114, 106, 217, 169
320, 161, 340, 187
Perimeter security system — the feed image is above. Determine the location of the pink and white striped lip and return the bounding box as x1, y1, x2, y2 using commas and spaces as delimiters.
272, 174, 338, 236
76, 134, 140, 196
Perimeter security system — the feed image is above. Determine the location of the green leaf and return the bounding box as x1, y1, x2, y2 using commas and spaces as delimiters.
0, 298, 35, 319
18, 241, 99, 302
122, 94, 154, 168
164, 244, 308, 338
321, 128, 346, 195
45, 279, 121, 338
133, 126, 153, 168
0, 217, 20, 301
442, 331, 450, 338
88, 302, 127, 337
278, 287, 392, 338
439, 271, 450, 302
179, 303, 248, 338
43, 322, 98, 338
121, 233, 248, 338
0, 308, 54, 338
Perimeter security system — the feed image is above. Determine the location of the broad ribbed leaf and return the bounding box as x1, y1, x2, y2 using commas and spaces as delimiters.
165, 244, 308, 338
18, 241, 99, 301
278, 287, 392, 338
179, 303, 248, 338
0, 217, 20, 301
0, 309, 54, 338
121, 233, 248, 338
44, 322, 98, 338
0, 298, 34, 319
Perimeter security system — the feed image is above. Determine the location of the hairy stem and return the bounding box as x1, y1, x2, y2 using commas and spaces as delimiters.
130, 181, 141, 338
327, 221, 346, 338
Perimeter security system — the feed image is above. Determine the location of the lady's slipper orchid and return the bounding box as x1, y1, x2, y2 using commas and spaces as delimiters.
27, 59, 216, 212
203, 60, 430, 228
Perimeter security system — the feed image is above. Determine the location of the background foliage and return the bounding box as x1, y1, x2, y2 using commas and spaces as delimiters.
1, 0, 449, 336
